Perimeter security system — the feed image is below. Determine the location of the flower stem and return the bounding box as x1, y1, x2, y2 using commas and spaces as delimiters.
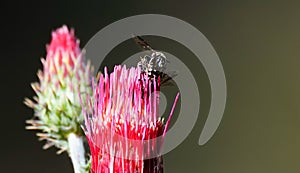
68, 133, 86, 173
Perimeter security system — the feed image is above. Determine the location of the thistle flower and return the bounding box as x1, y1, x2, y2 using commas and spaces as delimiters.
82, 65, 179, 173
24, 25, 92, 172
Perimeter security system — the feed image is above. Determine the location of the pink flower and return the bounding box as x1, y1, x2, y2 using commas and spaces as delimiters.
42, 25, 84, 79
47, 25, 80, 67
82, 65, 179, 173
25, 25, 92, 154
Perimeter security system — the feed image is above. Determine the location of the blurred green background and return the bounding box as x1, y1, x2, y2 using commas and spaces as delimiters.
1, 0, 300, 172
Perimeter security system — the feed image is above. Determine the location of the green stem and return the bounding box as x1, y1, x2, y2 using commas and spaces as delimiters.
68, 133, 86, 173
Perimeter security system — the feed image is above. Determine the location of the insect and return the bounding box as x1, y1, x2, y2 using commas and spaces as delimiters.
133, 35, 177, 86
95, 35, 177, 86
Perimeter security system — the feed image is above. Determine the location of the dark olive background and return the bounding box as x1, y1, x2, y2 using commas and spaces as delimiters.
1, 0, 300, 172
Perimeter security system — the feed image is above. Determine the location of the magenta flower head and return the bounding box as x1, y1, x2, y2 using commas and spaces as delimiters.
46, 25, 80, 70
82, 65, 179, 173
25, 25, 92, 154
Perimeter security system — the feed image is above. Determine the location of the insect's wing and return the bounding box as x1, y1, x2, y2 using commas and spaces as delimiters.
133, 35, 153, 51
